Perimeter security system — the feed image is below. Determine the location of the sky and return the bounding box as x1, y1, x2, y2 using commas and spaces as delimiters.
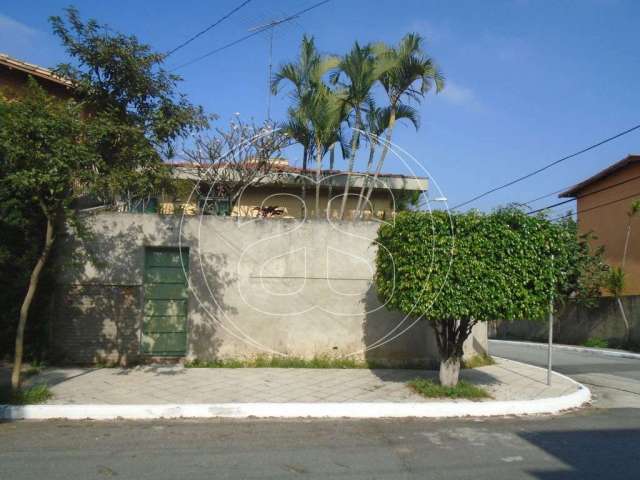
1, 0, 639, 214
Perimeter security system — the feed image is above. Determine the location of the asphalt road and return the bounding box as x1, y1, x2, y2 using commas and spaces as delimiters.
489, 340, 640, 409
1, 342, 639, 480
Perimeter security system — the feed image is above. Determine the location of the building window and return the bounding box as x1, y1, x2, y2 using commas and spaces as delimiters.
199, 197, 231, 216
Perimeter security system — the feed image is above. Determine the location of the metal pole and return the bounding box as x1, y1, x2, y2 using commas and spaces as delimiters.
547, 254, 554, 386
266, 28, 273, 120
547, 297, 554, 386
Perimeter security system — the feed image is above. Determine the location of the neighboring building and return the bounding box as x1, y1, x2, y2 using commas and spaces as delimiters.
560, 154, 640, 294
0, 53, 74, 100
164, 162, 428, 220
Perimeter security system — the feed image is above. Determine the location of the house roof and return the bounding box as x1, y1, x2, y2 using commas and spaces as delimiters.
170, 163, 429, 192
559, 154, 640, 198
0, 53, 73, 88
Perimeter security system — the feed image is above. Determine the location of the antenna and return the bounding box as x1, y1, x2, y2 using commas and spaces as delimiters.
248, 15, 299, 120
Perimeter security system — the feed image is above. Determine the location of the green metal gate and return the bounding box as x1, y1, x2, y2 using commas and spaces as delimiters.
142, 247, 189, 356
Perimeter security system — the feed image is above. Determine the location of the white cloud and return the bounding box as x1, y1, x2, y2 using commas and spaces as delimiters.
0, 14, 39, 56
0, 13, 37, 37
407, 19, 451, 44
439, 81, 477, 107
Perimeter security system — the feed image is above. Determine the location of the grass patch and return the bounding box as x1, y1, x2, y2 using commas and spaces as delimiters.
462, 354, 495, 369
25, 359, 47, 377
582, 337, 609, 348
9, 384, 53, 405
408, 378, 490, 400
186, 355, 395, 369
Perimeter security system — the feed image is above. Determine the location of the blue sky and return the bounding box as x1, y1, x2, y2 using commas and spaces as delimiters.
1, 0, 639, 214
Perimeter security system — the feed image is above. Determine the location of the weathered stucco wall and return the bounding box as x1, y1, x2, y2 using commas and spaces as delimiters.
51, 213, 487, 365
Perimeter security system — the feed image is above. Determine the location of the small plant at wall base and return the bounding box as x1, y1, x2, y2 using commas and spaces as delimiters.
374, 208, 606, 387
8, 384, 53, 405
408, 378, 490, 400
582, 337, 609, 348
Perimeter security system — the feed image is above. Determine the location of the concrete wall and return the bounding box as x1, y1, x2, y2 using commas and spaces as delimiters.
491, 296, 640, 347
51, 213, 488, 366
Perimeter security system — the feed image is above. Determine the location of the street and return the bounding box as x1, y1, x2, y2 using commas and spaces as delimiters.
489, 340, 640, 409
1, 343, 639, 480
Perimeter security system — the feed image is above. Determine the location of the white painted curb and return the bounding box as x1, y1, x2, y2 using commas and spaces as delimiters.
0, 390, 590, 421
0, 360, 590, 420
491, 339, 640, 360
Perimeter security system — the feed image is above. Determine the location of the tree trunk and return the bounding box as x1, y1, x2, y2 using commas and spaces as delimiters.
338, 109, 362, 220
11, 210, 56, 391
622, 222, 632, 268
439, 357, 461, 387
362, 107, 396, 212
327, 142, 336, 215
315, 141, 323, 219
431, 318, 476, 388
354, 143, 377, 219
616, 296, 630, 344
300, 144, 309, 218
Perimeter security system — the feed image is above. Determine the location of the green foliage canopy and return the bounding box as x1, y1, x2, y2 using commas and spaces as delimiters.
48, 7, 209, 201
375, 208, 606, 325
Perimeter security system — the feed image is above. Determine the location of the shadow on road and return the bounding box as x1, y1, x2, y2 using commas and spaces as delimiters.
520, 426, 640, 479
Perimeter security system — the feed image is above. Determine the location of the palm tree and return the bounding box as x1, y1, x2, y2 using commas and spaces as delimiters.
331, 42, 395, 220
272, 35, 339, 213
354, 102, 419, 218
305, 84, 346, 218
360, 33, 444, 212
280, 108, 314, 205
326, 124, 351, 208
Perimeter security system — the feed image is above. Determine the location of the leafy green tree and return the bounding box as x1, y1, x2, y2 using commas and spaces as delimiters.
360, 33, 443, 215
49, 7, 208, 202
0, 82, 99, 389
3, 7, 207, 390
374, 208, 605, 386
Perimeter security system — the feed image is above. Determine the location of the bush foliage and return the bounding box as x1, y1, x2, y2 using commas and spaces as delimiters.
375, 208, 606, 366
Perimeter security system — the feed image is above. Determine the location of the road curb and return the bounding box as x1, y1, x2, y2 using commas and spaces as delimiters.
491, 339, 640, 360
0, 362, 590, 420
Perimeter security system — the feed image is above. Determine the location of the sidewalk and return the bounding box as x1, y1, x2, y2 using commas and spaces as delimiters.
10, 357, 578, 405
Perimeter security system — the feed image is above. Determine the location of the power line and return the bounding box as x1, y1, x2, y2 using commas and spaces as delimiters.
528, 172, 640, 215
521, 187, 567, 206
550, 190, 640, 222
452, 123, 640, 210
170, 0, 331, 72
165, 0, 253, 58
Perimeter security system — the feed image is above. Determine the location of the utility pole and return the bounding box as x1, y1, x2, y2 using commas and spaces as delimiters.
547, 254, 555, 386
547, 296, 554, 386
